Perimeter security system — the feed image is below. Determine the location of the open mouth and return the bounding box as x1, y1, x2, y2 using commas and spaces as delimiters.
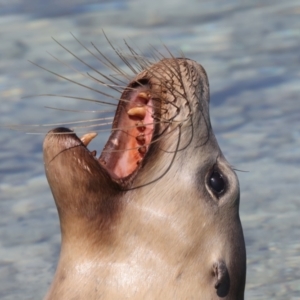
78, 80, 157, 185
40, 44, 186, 191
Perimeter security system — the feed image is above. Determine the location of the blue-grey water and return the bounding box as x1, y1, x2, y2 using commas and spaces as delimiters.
0, 0, 299, 299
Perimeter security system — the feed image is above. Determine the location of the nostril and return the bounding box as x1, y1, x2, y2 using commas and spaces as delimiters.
213, 260, 230, 297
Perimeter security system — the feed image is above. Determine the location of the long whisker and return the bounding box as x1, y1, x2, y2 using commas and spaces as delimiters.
124, 41, 149, 72
68, 34, 130, 92
23, 94, 118, 106
44, 106, 116, 114
91, 41, 131, 80
8, 117, 114, 128
86, 72, 130, 92
21, 34, 202, 191
28, 61, 119, 101
46, 52, 122, 96
126, 124, 182, 190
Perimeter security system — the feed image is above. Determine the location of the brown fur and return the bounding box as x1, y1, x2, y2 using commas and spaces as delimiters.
43, 57, 246, 299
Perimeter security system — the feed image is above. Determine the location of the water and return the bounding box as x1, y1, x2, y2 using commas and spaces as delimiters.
0, 0, 299, 299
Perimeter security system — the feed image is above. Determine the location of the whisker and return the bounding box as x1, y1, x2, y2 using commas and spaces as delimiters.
47, 51, 122, 96
115, 49, 139, 75
88, 32, 132, 81
28, 61, 119, 101
8, 117, 113, 128
91, 41, 131, 80
126, 124, 182, 190
148, 43, 167, 61
22, 34, 204, 192
108, 74, 128, 85
44, 106, 116, 114
22, 94, 118, 106
232, 168, 249, 173
100, 112, 191, 155
68, 34, 124, 87
102, 31, 144, 76
124, 41, 149, 73
86, 72, 128, 92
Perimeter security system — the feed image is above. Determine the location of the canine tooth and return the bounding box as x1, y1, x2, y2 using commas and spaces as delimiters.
80, 132, 98, 146
138, 92, 149, 100
136, 134, 146, 144
127, 106, 146, 119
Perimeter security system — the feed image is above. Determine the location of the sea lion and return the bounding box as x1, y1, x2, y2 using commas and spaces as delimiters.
43, 48, 246, 299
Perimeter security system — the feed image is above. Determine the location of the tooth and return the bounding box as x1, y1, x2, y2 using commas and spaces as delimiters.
136, 122, 146, 132
136, 134, 145, 144
138, 146, 147, 154
80, 132, 98, 146
99, 158, 106, 165
127, 106, 146, 119
138, 92, 149, 100
111, 138, 119, 146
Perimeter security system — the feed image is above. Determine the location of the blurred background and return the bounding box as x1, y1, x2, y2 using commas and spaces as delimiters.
0, 0, 299, 299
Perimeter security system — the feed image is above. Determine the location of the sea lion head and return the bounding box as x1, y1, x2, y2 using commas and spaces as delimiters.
43, 54, 246, 299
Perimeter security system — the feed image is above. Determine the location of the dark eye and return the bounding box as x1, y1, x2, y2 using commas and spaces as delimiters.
209, 171, 225, 195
